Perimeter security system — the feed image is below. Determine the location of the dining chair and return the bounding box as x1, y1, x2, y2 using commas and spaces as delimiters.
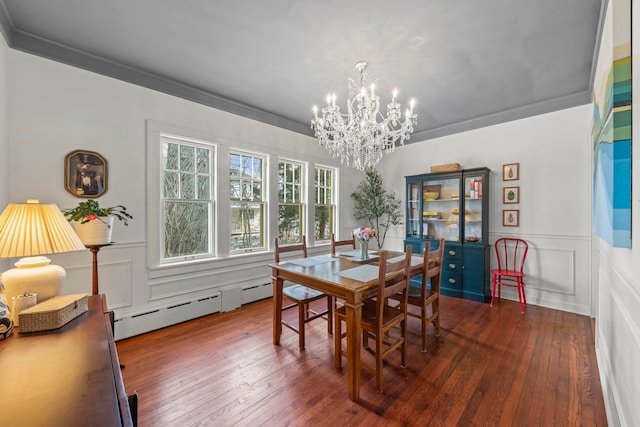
490, 237, 529, 313
334, 247, 412, 393
274, 236, 332, 350
331, 233, 355, 255
390, 239, 445, 352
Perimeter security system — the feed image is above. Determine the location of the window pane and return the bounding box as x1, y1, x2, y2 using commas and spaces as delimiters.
180, 145, 195, 172
230, 154, 241, 177
293, 183, 301, 202
314, 166, 335, 242
197, 175, 210, 200
196, 148, 209, 173
252, 158, 262, 179
164, 142, 179, 170
242, 181, 252, 199
279, 205, 302, 244
181, 173, 195, 199
315, 205, 334, 241
230, 179, 240, 199
230, 202, 264, 250
252, 182, 262, 201
163, 171, 179, 198
164, 201, 209, 257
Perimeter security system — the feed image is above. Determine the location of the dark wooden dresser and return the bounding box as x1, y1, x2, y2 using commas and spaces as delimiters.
0, 294, 134, 426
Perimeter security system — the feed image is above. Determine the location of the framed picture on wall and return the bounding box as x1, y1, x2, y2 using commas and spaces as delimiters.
64, 150, 108, 198
502, 163, 520, 181
503, 209, 520, 227
503, 186, 520, 204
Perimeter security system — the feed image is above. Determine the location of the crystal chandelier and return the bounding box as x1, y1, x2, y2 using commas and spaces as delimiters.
311, 61, 417, 171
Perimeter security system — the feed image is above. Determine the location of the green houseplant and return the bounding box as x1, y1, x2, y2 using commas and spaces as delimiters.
351, 167, 402, 249
63, 199, 132, 226
64, 199, 132, 245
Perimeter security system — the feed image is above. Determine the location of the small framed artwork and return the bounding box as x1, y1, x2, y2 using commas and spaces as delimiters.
64, 150, 108, 198
503, 186, 520, 204
503, 209, 520, 227
502, 163, 520, 181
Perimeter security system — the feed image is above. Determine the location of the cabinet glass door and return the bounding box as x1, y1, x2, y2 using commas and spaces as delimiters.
407, 182, 421, 238
422, 177, 461, 241
463, 174, 484, 243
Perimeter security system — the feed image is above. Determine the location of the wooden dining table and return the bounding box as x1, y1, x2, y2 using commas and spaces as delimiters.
269, 250, 423, 402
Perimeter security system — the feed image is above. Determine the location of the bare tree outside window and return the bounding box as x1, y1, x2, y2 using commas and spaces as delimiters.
161, 137, 213, 259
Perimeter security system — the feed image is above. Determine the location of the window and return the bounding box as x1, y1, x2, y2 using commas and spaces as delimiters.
229, 151, 265, 252
161, 135, 214, 261
278, 160, 304, 244
315, 166, 336, 242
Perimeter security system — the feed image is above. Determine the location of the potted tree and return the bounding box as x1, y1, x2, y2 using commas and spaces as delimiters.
351, 167, 402, 249
63, 199, 132, 245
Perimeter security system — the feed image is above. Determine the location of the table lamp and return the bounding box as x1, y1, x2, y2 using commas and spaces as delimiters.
0, 199, 86, 305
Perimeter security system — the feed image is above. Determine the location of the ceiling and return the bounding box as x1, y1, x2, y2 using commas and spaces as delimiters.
0, 0, 604, 142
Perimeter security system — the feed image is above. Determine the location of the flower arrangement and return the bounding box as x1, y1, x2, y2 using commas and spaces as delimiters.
353, 227, 375, 241
63, 199, 133, 228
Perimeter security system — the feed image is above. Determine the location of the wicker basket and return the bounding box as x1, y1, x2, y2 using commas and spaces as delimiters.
18, 294, 88, 333
430, 163, 461, 173
423, 192, 440, 200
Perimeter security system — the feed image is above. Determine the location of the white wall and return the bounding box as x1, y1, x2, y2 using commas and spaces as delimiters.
0, 33, 8, 274
6, 49, 363, 339
593, 0, 640, 425
378, 104, 593, 315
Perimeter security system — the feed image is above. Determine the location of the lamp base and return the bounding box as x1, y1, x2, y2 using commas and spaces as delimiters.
1, 256, 65, 307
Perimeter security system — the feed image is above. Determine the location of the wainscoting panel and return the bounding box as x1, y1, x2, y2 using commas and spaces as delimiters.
596, 243, 640, 427
488, 233, 591, 315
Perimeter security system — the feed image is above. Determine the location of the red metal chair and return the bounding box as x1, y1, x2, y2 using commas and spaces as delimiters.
490, 238, 529, 313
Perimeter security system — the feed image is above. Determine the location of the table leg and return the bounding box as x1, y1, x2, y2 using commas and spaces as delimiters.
89, 247, 100, 296
345, 297, 363, 402
272, 271, 283, 345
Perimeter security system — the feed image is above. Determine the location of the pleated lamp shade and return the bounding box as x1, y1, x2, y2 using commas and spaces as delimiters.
0, 199, 86, 307
0, 199, 85, 257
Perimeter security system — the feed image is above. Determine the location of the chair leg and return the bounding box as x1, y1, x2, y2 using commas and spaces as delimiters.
298, 302, 306, 350
334, 313, 342, 369
518, 279, 526, 313
327, 296, 333, 335
363, 330, 370, 350
490, 274, 497, 307
421, 301, 428, 352
433, 298, 440, 337
376, 332, 384, 393
401, 318, 407, 368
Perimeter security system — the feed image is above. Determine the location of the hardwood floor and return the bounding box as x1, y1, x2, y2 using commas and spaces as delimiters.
116, 296, 608, 426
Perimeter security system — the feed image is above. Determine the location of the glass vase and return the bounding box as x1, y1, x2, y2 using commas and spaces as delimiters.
359, 239, 369, 260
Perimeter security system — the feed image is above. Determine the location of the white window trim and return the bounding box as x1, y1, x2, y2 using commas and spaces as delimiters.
278, 158, 306, 244
146, 120, 219, 271
229, 149, 268, 255
160, 134, 215, 263
313, 164, 338, 244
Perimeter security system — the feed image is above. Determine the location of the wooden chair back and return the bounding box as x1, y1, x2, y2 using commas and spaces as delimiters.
274, 235, 307, 263
375, 247, 412, 322
494, 237, 528, 274
331, 233, 355, 255
422, 239, 445, 292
